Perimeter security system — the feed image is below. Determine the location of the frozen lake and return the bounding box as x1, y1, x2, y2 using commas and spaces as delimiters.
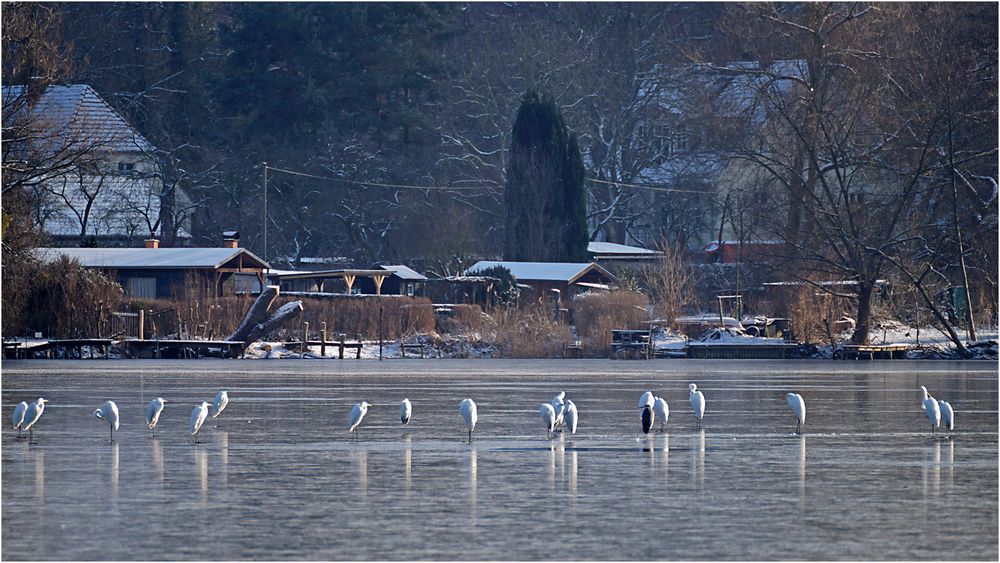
2, 359, 997, 560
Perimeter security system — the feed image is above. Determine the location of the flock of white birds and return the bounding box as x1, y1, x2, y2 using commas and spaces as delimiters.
9, 384, 956, 444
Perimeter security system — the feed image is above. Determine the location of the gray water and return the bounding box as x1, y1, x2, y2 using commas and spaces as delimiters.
2, 359, 996, 560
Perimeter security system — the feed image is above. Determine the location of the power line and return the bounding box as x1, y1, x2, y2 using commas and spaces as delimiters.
266, 164, 712, 195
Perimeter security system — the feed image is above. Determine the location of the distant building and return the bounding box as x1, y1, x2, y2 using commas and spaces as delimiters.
37, 238, 269, 299
465, 260, 618, 305
2, 84, 190, 245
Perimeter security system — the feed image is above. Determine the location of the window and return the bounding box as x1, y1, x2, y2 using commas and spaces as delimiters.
118, 162, 134, 172
126, 277, 156, 298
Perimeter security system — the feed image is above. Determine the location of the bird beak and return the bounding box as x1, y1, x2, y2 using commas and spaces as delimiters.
41, 399, 49, 403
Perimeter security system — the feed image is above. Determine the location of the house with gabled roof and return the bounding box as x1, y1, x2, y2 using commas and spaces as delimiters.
2, 84, 189, 245
465, 260, 618, 309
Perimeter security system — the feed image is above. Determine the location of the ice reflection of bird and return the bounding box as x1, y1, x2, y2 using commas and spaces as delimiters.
348, 401, 370, 441
564, 400, 578, 435
211, 391, 229, 420
920, 386, 940, 434
190, 402, 210, 443
400, 398, 412, 427
22, 398, 48, 444
12, 401, 27, 439
689, 384, 705, 427
146, 398, 167, 436
938, 399, 954, 433
541, 403, 556, 439
640, 404, 654, 435
94, 401, 120, 442
653, 397, 669, 432
786, 393, 806, 434
460, 398, 478, 443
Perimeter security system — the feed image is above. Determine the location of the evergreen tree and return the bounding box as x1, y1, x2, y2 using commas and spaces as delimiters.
504, 91, 588, 262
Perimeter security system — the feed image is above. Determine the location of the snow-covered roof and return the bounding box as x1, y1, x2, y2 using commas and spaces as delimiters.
4, 85, 154, 153
379, 264, 427, 280
465, 261, 616, 284
587, 241, 659, 256
36, 247, 270, 270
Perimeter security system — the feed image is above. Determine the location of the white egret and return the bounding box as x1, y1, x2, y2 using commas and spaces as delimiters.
921, 386, 940, 434
541, 403, 556, 439
12, 401, 27, 438
689, 383, 705, 427
653, 396, 669, 432
564, 400, 578, 435
400, 398, 412, 427
211, 390, 229, 419
348, 401, 370, 441
21, 398, 48, 444
786, 393, 806, 434
190, 402, 210, 443
551, 392, 566, 428
146, 398, 167, 436
638, 390, 654, 410
460, 398, 478, 443
93, 400, 120, 442
640, 404, 654, 435
938, 399, 954, 433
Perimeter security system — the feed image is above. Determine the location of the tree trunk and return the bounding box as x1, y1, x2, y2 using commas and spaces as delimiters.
227, 285, 279, 343
849, 282, 874, 344
238, 301, 304, 348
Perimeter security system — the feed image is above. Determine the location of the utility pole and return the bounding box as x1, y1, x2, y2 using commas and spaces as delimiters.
262, 162, 268, 262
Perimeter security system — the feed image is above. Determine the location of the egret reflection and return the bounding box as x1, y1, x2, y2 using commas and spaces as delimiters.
34, 451, 45, 502
216, 431, 229, 487
692, 429, 705, 489
404, 435, 412, 496
152, 437, 165, 486
661, 434, 669, 483
355, 449, 368, 496
469, 447, 478, 520
111, 442, 120, 508
195, 447, 209, 506
798, 435, 806, 501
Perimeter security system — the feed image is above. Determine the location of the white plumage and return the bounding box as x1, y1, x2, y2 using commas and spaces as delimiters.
348, 401, 370, 439
551, 392, 566, 428
12, 401, 27, 437
689, 384, 705, 426
211, 390, 229, 418
22, 398, 48, 442
786, 393, 806, 434
190, 402, 210, 442
146, 398, 167, 434
400, 398, 412, 426
564, 399, 578, 435
638, 390, 654, 410
94, 400, 120, 441
460, 398, 478, 442
541, 403, 556, 439
921, 386, 940, 433
938, 399, 954, 432
653, 396, 669, 432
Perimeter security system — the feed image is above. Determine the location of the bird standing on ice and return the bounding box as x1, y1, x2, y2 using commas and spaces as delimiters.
785, 393, 806, 434
920, 386, 940, 434
400, 398, 412, 427
564, 400, 578, 435
22, 398, 48, 444
146, 398, 167, 436
211, 390, 229, 424
460, 398, 478, 443
94, 400, 120, 442
190, 402, 210, 443
541, 403, 556, 439
12, 401, 27, 439
348, 401, 370, 441
653, 396, 669, 432
551, 392, 566, 429
638, 391, 654, 410
689, 384, 705, 427
938, 399, 954, 434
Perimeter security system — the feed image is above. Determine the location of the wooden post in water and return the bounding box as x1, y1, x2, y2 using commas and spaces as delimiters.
302, 321, 309, 355
321, 322, 327, 357
138, 309, 145, 341
339, 334, 345, 359
356, 334, 362, 359
379, 304, 383, 361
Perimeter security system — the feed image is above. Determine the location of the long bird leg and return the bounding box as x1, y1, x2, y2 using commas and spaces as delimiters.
468, 429, 472, 443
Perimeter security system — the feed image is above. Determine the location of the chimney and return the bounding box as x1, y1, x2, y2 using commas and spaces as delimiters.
144, 234, 159, 249
222, 230, 240, 248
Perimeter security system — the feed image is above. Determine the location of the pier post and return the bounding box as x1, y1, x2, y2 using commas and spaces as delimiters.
321, 322, 327, 357
357, 334, 362, 359
302, 321, 309, 355
339, 334, 345, 359
138, 309, 145, 341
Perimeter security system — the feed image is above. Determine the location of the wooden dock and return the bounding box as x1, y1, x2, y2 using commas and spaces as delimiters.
120, 339, 246, 359
284, 339, 365, 359
685, 342, 799, 359
833, 344, 910, 360
3, 339, 114, 359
